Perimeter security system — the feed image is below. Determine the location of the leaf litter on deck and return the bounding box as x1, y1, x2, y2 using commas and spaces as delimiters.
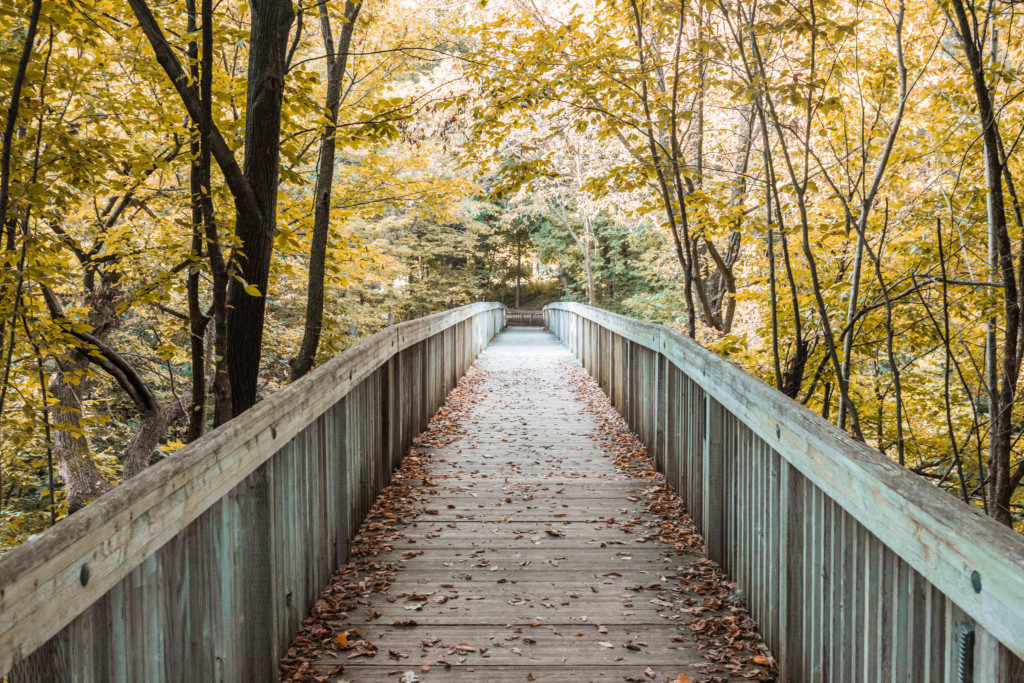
280, 337, 775, 682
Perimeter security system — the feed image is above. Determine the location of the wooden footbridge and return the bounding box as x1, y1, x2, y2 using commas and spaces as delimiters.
1, 303, 1023, 681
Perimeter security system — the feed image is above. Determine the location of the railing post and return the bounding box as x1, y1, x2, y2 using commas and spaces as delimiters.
775, 460, 800, 680
702, 394, 725, 564
654, 351, 667, 472
586, 317, 593, 369
382, 356, 395, 473
237, 463, 272, 680
665, 364, 680, 494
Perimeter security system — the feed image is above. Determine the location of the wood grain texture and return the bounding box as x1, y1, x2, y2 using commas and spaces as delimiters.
546, 302, 1024, 679
1, 304, 503, 679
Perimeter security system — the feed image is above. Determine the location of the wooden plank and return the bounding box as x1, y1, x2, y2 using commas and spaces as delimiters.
505, 309, 545, 326
665, 366, 678, 495
777, 461, 794, 680
841, 508, 856, 681
326, 664, 710, 681
701, 396, 724, 564
654, 353, 666, 469
756, 434, 768, 648
909, 566, 929, 679
160, 530, 189, 683
975, 625, 1024, 681
328, 624, 708, 666
769, 445, 783, 661
824, 499, 837, 681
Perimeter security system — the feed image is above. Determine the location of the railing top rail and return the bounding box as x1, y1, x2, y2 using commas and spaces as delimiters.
506, 309, 545, 325
546, 302, 1024, 659
0, 302, 504, 675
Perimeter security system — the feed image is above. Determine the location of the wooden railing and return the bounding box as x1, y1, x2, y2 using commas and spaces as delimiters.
545, 302, 1024, 682
504, 308, 544, 326
0, 303, 504, 681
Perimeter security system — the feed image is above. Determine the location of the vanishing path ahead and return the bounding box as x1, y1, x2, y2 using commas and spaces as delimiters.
283, 329, 770, 681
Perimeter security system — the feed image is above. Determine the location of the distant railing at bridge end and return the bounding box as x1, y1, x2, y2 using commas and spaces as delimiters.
504, 308, 544, 326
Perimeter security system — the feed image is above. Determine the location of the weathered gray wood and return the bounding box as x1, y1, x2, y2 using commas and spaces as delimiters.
1, 303, 503, 679
299, 329, 752, 681
702, 395, 724, 564
505, 309, 544, 326
546, 301, 1024, 679
975, 625, 1024, 681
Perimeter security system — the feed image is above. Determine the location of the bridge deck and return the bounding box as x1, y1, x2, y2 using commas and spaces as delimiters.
281, 329, 771, 681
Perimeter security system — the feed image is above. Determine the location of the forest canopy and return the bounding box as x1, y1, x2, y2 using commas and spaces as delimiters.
2, 0, 1024, 549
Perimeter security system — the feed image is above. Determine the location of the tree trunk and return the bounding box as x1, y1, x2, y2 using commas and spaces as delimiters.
123, 402, 186, 478
949, 0, 1020, 525
43, 281, 187, 508
515, 236, 522, 308
186, 0, 210, 442
199, 0, 232, 429
227, 0, 295, 412
704, 104, 754, 334
48, 355, 111, 513
0, 0, 41, 228
290, 0, 361, 380
838, 229, 864, 430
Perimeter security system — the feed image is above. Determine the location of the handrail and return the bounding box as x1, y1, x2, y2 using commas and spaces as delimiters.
546, 302, 1024, 679
0, 302, 504, 679
505, 308, 544, 326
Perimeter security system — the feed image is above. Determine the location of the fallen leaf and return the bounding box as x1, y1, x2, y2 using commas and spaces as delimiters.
347, 640, 377, 659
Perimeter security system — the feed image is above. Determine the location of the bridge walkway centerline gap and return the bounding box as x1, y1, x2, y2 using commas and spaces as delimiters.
281, 328, 773, 681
